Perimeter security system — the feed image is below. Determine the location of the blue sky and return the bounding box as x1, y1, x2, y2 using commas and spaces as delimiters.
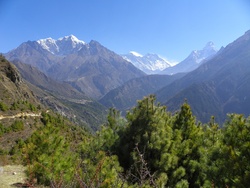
0, 0, 250, 61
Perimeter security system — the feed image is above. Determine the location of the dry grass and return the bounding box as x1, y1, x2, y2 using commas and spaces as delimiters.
0, 165, 26, 188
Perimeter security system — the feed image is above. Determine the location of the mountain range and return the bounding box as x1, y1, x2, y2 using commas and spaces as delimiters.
121, 42, 217, 75
3, 30, 250, 124
5, 36, 145, 99
99, 31, 250, 123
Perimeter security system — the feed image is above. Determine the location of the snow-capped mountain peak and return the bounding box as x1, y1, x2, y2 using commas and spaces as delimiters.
36, 35, 86, 55
201, 41, 217, 58
161, 41, 218, 75
37, 37, 59, 54
122, 52, 172, 74
58, 35, 85, 45
204, 41, 215, 50
186, 42, 218, 64
129, 51, 143, 57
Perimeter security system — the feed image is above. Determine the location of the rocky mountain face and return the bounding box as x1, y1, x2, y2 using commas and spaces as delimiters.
0, 55, 38, 106
156, 30, 250, 123
122, 52, 172, 74
162, 42, 218, 75
5, 36, 145, 99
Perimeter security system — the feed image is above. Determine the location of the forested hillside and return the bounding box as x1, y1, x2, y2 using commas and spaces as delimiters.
1, 92, 250, 187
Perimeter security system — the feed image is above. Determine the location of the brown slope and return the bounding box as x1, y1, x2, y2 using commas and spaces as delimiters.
11, 60, 107, 130
0, 55, 45, 152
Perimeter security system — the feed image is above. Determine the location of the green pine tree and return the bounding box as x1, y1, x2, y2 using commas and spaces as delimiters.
210, 114, 250, 187
22, 117, 76, 186
168, 102, 208, 187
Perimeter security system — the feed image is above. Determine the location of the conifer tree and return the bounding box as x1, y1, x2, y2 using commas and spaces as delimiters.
168, 102, 207, 187
115, 95, 174, 186
23, 124, 75, 186
76, 127, 125, 187
22, 113, 77, 186
210, 114, 250, 187
203, 116, 223, 187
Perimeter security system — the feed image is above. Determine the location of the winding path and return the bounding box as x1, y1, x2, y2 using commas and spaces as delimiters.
0, 112, 41, 120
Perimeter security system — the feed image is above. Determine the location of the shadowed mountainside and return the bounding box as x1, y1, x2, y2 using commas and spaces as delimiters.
156, 30, 250, 123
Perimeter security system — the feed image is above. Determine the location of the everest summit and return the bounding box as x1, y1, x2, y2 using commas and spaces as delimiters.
122, 52, 172, 74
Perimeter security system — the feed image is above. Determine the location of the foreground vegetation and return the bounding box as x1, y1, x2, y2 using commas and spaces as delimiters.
1, 95, 250, 187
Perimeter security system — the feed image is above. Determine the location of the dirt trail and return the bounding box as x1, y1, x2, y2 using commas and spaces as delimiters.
0, 112, 41, 120
0, 165, 26, 188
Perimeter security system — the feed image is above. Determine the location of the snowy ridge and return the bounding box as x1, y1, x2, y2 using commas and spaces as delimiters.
161, 42, 218, 75
122, 52, 172, 74
185, 41, 217, 64
37, 37, 59, 54
58, 35, 85, 44
129, 51, 143, 57
37, 35, 86, 55
124, 42, 217, 75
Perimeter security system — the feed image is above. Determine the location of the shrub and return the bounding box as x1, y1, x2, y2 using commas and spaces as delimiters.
11, 120, 24, 132
0, 123, 4, 136
0, 101, 8, 111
